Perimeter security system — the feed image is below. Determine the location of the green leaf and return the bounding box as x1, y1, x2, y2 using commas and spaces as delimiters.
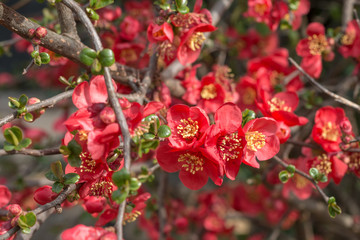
59, 145, 70, 155
3, 142, 15, 151
19, 94, 28, 107
4, 126, 23, 146
40, 52, 51, 64
112, 168, 131, 187
90, 0, 114, 10
309, 168, 319, 180
242, 109, 256, 127
63, 173, 80, 185
31, 50, 39, 58
129, 178, 141, 191
98, 49, 115, 67
67, 154, 81, 168
112, 189, 128, 204
141, 139, 159, 150
21, 227, 31, 234
15, 138, 32, 150
157, 125, 171, 138
143, 133, 155, 140
91, 58, 104, 75
68, 138, 82, 155
18, 212, 37, 230
278, 170, 289, 183
45, 171, 59, 181
328, 196, 336, 204
24, 112, 34, 122
8, 97, 20, 109
286, 164, 296, 174
319, 174, 328, 183
51, 161, 64, 181
79, 48, 97, 66
52, 181, 64, 193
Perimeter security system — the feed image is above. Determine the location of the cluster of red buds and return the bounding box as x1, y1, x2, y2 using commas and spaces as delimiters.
28, 26, 48, 45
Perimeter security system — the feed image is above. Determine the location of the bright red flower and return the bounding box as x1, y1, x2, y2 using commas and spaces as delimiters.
166, 104, 210, 149
60, 224, 116, 240
296, 22, 334, 78
289, 0, 310, 30
242, 117, 280, 168
204, 103, 246, 180
33, 185, 59, 205
338, 20, 360, 59
82, 196, 107, 214
0, 185, 11, 208
235, 76, 258, 112
179, 64, 202, 105
156, 140, 223, 190
119, 16, 140, 41
312, 106, 350, 152
197, 74, 226, 114
147, 22, 174, 43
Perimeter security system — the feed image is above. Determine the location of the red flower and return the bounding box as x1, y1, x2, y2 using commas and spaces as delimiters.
147, 22, 174, 43
242, 117, 280, 168
289, 0, 310, 30
179, 64, 202, 105
166, 104, 210, 150
119, 16, 140, 41
34, 185, 59, 205
296, 22, 334, 78
233, 184, 270, 216
82, 196, 107, 214
197, 74, 226, 114
0, 185, 11, 208
338, 20, 360, 59
60, 224, 116, 240
177, 23, 216, 65
312, 106, 350, 152
204, 103, 246, 180
235, 76, 258, 112
156, 140, 223, 190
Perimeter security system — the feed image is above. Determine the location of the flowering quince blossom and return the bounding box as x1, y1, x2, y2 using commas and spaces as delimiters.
33, 185, 59, 205
312, 106, 351, 152
286, 0, 310, 30
338, 20, 360, 59
203, 103, 246, 180
242, 117, 280, 168
197, 73, 226, 114
0, 185, 11, 208
296, 22, 334, 78
60, 224, 116, 240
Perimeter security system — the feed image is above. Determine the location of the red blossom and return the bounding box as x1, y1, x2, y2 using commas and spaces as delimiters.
33, 185, 59, 205
0, 185, 11, 208
60, 224, 116, 240
147, 22, 174, 43
338, 20, 360, 59
197, 74, 226, 114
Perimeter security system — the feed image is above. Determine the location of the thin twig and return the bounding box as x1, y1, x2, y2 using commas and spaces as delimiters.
0, 185, 76, 240
0, 38, 21, 47
289, 57, 360, 112
60, 1, 132, 239
0, 89, 73, 127
273, 156, 329, 203
0, 147, 60, 157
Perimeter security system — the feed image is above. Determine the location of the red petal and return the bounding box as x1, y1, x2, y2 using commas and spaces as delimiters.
215, 103, 243, 133
306, 22, 325, 36
179, 168, 208, 190
156, 141, 182, 173
72, 81, 91, 109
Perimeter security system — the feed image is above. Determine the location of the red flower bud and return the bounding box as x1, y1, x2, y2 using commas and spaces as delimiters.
7, 204, 22, 217
34, 185, 58, 205
35, 27, 47, 38
340, 119, 352, 134
83, 196, 107, 214
28, 97, 45, 121
100, 106, 116, 124
31, 38, 41, 45
28, 29, 36, 38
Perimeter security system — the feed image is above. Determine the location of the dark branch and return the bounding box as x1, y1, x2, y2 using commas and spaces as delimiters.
55, 2, 80, 40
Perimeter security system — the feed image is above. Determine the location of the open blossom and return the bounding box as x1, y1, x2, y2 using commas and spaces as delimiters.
296, 22, 334, 78
61, 224, 116, 240
312, 106, 351, 152
242, 117, 280, 168
338, 20, 360, 59
197, 74, 226, 114
147, 22, 174, 43
204, 103, 246, 180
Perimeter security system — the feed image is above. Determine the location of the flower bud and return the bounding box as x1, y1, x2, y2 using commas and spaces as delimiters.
83, 196, 107, 214
31, 37, 41, 45
34, 185, 58, 205
28, 29, 36, 38
35, 27, 47, 38
28, 97, 45, 122
7, 204, 22, 217
340, 119, 352, 134
100, 106, 116, 124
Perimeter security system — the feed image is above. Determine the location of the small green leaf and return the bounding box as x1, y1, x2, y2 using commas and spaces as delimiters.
279, 170, 289, 183
24, 112, 34, 122
8, 97, 20, 109
68, 138, 82, 155
286, 164, 296, 174
158, 125, 171, 138
52, 181, 64, 193
3, 142, 15, 151
79, 48, 97, 66
112, 189, 128, 204
309, 168, 319, 180
21, 227, 31, 234
15, 138, 32, 150
51, 161, 64, 181
328, 196, 336, 205
40, 52, 51, 64
67, 154, 81, 168
129, 178, 141, 191
90, 0, 114, 10
59, 145, 70, 155
143, 133, 155, 140
91, 58, 104, 75
19, 94, 28, 107
31, 50, 39, 58
319, 174, 328, 183
112, 168, 131, 187
63, 173, 80, 185
141, 139, 159, 150
4, 127, 23, 146
18, 212, 37, 230
98, 49, 115, 67
45, 171, 59, 181
242, 109, 256, 127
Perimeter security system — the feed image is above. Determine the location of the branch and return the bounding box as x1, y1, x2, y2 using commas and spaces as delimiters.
55, 2, 80, 40
0, 89, 74, 127
60, 1, 132, 239
289, 57, 360, 112
0, 147, 60, 157
0, 184, 76, 240
273, 156, 329, 203
343, 0, 356, 30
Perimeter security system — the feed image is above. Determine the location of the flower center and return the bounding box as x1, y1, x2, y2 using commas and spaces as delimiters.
218, 132, 244, 162
201, 84, 217, 100
321, 122, 339, 142
80, 152, 97, 173
245, 131, 266, 152
341, 31, 356, 45
308, 34, 328, 55
267, 97, 292, 112
242, 87, 256, 105
120, 49, 138, 62
312, 154, 332, 176
254, 4, 268, 16
89, 177, 113, 197
78, 130, 89, 141
293, 174, 308, 189
187, 32, 206, 51
177, 118, 199, 139
348, 152, 360, 171
270, 71, 285, 86
178, 153, 204, 174
153, 29, 165, 38
159, 40, 176, 61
